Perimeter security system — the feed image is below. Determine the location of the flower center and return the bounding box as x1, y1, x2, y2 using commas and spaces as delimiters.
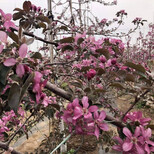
131, 137, 137, 144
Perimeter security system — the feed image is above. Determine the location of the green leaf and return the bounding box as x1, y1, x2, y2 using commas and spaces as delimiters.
147, 125, 154, 130
84, 87, 91, 93
93, 89, 106, 95
62, 45, 74, 52
13, 12, 24, 20
96, 68, 105, 75
20, 73, 34, 101
110, 82, 125, 89
80, 66, 91, 72
31, 52, 42, 59
0, 63, 11, 85
96, 48, 110, 59
60, 37, 75, 44
50, 104, 60, 111
69, 80, 82, 88
9, 32, 19, 43
125, 62, 146, 73
124, 73, 135, 82
38, 22, 47, 29
59, 26, 68, 31
61, 82, 68, 88
36, 15, 51, 24
8, 83, 21, 113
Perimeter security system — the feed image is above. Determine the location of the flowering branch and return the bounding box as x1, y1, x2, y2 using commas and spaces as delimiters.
43, 78, 126, 128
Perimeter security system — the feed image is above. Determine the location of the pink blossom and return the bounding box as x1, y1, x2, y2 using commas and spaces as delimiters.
123, 111, 151, 126
139, 126, 154, 154
73, 96, 98, 121
0, 9, 16, 31
99, 56, 106, 63
86, 69, 96, 80
88, 110, 108, 139
122, 127, 144, 153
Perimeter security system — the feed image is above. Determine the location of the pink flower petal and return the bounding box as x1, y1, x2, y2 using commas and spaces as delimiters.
123, 127, 132, 138
145, 144, 150, 154
94, 111, 99, 119
73, 106, 82, 120
99, 110, 106, 121
89, 105, 98, 112
134, 126, 141, 137
136, 111, 142, 119
122, 142, 133, 151
135, 144, 145, 154
72, 98, 79, 107
94, 125, 100, 139
82, 96, 89, 108
0, 44, 4, 53
4, 58, 16, 66
16, 64, 25, 78
0, 31, 7, 43
19, 43, 28, 58
113, 136, 123, 145
0, 9, 5, 17
112, 145, 122, 152
4, 13, 12, 21
145, 128, 152, 138
84, 112, 92, 120
147, 140, 154, 146
4, 21, 16, 31
34, 71, 42, 83
99, 123, 109, 131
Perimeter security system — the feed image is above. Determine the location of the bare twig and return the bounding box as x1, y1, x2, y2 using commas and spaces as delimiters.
121, 90, 150, 121
7, 112, 34, 145
10, 27, 58, 47
0, 142, 21, 154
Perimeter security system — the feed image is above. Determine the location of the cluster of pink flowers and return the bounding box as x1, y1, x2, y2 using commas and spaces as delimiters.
113, 126, 154, 154
0, 108, 25, 141
113, 111, 153, 153
62, 96, 108, 139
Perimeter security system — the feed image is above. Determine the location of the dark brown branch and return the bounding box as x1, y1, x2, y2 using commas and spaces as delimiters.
10, 27, 58, 47
7, 112, 34, 145
0, 142, 21, 154
121, 90, 150, 121
43, 79, 125, 128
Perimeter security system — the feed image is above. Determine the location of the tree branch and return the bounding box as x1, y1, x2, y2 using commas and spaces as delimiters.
0, 142, 21, 154
10, 27, 58, 47
121, 89, 150, 121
